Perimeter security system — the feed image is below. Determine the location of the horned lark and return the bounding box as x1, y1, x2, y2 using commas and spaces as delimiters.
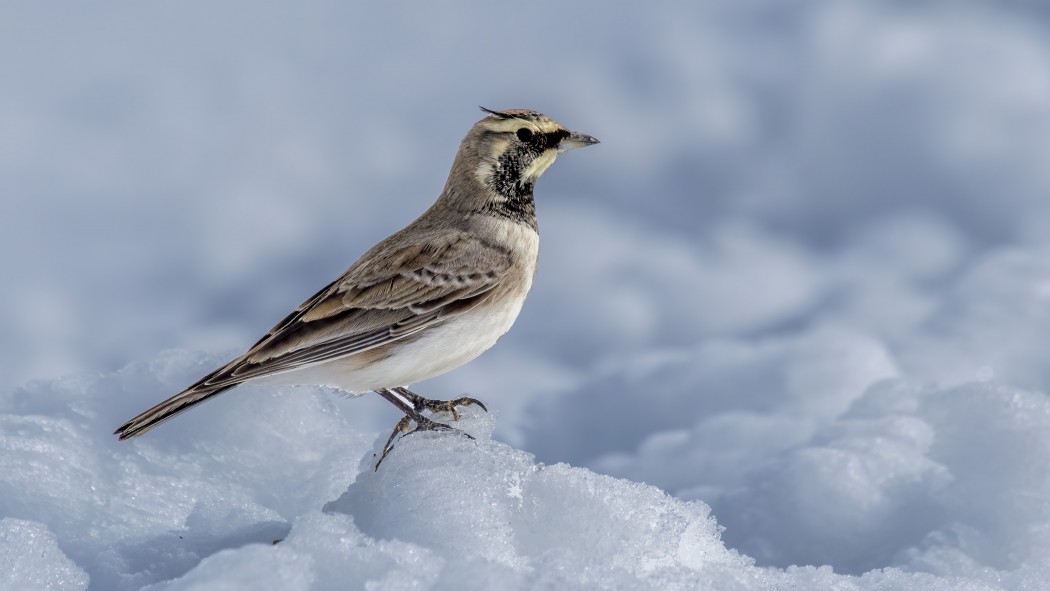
115, 107, 598, 463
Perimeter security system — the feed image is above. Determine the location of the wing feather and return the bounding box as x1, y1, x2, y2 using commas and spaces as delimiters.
200, 229, 513, 386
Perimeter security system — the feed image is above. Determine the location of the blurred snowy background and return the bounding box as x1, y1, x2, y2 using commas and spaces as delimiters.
4, 1, 1050, 589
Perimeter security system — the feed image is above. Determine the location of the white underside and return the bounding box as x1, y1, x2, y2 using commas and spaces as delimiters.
251, 296, 526, 396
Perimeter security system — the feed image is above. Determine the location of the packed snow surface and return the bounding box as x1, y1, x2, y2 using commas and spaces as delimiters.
4, 0, 1050, 589
3, 350, 1050, 589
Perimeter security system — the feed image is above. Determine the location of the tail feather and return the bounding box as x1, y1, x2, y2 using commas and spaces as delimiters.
114, 383, 234, 440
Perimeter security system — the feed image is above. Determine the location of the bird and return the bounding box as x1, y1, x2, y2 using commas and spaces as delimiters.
114, 107, 598, 464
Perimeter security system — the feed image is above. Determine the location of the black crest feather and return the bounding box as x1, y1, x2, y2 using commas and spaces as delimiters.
479, 106, 513, 119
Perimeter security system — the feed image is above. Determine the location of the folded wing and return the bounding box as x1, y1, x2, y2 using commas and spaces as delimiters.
114, 229, 513, 439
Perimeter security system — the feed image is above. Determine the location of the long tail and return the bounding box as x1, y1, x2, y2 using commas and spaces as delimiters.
114, 382, 235, 440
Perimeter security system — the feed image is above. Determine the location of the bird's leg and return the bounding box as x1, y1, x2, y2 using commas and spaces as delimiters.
378, 414, 413, 467
373, 387, 473, 469
391, 386, 488, 421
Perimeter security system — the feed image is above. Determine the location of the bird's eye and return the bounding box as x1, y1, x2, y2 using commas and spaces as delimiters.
516, 127, 533, 142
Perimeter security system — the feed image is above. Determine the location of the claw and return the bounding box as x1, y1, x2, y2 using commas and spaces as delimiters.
420, 396, 488, 420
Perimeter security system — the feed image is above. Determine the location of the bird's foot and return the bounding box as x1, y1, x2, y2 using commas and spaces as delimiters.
375, 414, 472, 470
393, 387, 488, 421
372, 387, 486, 470
414, 396, 488, 421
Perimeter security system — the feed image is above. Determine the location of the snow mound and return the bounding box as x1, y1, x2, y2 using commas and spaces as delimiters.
2, 354, 1048, 589
1, 519, 88, 591
325, 412, 745, 585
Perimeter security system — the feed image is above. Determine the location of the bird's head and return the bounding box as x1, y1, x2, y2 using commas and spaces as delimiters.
461, 107, 599, 200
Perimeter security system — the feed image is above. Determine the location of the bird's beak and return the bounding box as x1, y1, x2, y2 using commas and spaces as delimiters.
558, 130, 600, 153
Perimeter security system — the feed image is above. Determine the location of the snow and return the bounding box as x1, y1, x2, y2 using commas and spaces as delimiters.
3, 355, 1049, 589
4, 0, 1050, 589
1, 519, 88, 591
